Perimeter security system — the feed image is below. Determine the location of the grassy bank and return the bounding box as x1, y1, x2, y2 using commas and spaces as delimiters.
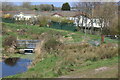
2, 22, 118, 43
6, 55, 118, 78
8, 53, 35, 60
2, 22, 119, 78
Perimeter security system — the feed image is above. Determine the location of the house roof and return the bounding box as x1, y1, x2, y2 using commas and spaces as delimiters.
1, 11, 36, 15
1, 11, 90, 18
50, 11, 90, 17
51, 13, 63, 17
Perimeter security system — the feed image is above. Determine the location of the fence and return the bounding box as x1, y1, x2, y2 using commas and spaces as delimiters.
49, 21, 77, 32
2, 18, 15, 23
1, 18, 77, 32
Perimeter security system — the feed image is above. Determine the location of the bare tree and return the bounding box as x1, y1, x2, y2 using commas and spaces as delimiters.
22, 2, 32, 10
73, 2, 94, 39
94, 2, 118, 33
74, 2, 118, 42
93, 2, 118, 43
39, 4, 52, 11
2, 2, 15, 11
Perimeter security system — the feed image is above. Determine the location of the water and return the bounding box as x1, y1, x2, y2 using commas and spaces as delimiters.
0, 57, 32, 78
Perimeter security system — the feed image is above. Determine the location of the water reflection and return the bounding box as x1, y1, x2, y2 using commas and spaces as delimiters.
1, 58, 31, 78
4, 57, 20, 66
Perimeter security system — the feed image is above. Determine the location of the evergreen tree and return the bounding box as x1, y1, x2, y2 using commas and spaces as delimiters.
51, 4, 54, 11
61, 2, 71, 11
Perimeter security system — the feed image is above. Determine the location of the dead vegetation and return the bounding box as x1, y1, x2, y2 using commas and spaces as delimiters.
31, 31, 118, 75
31, 31, 63, 66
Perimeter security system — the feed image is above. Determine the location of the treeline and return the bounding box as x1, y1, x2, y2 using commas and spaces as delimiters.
2, 2, 71, 11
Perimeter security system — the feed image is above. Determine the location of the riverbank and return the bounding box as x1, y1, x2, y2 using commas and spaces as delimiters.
0, 55, 9, 62
2, 22, 119, 78
1, 57, 32, 78
6, 56, 118, 78
8, 53, 35, 60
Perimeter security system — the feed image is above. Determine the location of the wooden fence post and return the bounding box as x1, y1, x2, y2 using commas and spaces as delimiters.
101, 35, 104, 44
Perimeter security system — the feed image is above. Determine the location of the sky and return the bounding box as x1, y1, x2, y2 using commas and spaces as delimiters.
1, 0, 119, 7
1, 0, 79, 2
12, 2, 75, 7
1, 0, 119, 2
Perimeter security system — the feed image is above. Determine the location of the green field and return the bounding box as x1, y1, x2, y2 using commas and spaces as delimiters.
2, 22, 119, 78
2, 22, 118, 43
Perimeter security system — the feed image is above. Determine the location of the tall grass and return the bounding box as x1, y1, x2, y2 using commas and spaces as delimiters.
3, 22, 118, 78
32, 31, 118, 76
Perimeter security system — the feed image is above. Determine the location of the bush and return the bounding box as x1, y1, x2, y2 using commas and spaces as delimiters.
32, 31, 63, 66
39, 4, 52, 11
3, 35, 17, 47
2, 35, 17, 55
56, 42, 118, 68
3, 14, 12, 18
44, 38, 61, 52
37, 16, 50, 27
97, 44, 118, 59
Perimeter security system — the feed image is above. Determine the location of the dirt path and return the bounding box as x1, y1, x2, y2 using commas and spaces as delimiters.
59, 64, 118, 78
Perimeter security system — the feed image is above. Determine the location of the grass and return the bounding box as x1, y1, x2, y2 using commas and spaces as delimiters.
2, 22, 118, 43
2, 22, 119, 78
7, 54, 60, 78
6, 55, 118, 78
60, 57, 118, 78
8, 53, 35, 60
0, 36, 1, 57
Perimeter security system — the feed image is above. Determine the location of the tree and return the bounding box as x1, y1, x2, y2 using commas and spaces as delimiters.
73, 2, 101, 34
39, 4, 52, 11
22, 2, 32, 10
3, 35, 17, 47
93, 2, 118, 34
2, 2, 15, 11
37, 16, 50, 27
93, 2, 118, 43
74, 2, 118, 43
34, 5, 38, 11
34, 7, 38, 11
51, 4, 54, 11
73, 2, 94, 39
61, 2, 71, 11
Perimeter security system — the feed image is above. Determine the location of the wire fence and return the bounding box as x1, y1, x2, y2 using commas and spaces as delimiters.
49, 21, 77, 32
1, 18, 15, 23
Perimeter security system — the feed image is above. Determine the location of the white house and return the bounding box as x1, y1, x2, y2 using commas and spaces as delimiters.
51, 13, 63, 17
13, 12, 37, 21
67, 14, 102, 28
51, 12, 103, 29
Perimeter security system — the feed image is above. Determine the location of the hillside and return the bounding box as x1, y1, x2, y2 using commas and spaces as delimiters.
2, 22, 119, 78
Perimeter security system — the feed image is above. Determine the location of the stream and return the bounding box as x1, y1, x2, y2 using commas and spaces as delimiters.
0, 57, 32, 78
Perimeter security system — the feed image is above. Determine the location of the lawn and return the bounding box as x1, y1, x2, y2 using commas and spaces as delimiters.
2, 22, 118, 43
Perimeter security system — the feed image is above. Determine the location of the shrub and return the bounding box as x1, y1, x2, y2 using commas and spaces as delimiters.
3, 35, 17, 47
97, 44, 118, 59
37, 16, 50, 27
3, 14, 12, 18
32, 31, 63, 66
56, 42, 118, 68
44, 38, 61, 52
